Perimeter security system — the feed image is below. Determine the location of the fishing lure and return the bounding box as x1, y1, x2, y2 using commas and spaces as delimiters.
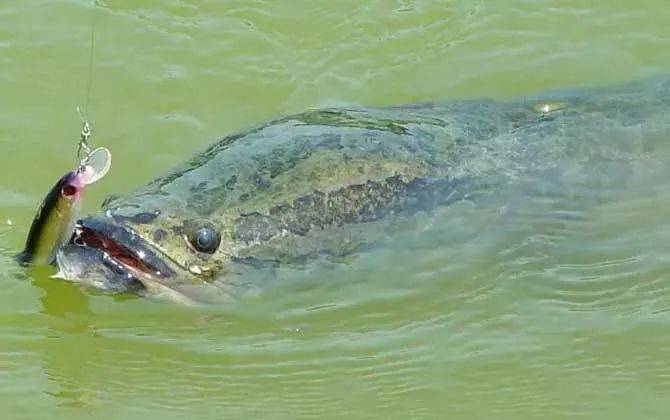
18, 0, 108, 266
18, 120, 111, 265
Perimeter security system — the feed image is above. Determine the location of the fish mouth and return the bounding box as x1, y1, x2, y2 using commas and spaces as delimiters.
61, 217, 175, 288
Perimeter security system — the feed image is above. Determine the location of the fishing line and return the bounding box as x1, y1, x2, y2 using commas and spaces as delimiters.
77, 0, 99, 168
83, 0, 97, 117
75, 0, 111, 183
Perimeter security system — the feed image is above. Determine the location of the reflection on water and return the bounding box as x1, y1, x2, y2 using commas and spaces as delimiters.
34, 272, 91, 318
2, 0, 670, 418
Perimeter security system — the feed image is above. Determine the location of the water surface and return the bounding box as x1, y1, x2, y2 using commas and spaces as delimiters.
2, 1, 670, 418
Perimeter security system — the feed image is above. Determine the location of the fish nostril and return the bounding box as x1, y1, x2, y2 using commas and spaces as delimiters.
153, 229, 167, 242
111, 209, 161, 224
132, 211, 161, 224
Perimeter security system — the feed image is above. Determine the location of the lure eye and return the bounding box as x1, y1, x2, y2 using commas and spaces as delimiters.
187, 226, 221, 254
61, 184, 77, 197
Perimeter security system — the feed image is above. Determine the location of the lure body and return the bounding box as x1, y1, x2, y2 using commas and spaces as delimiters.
19, 171, 86, 265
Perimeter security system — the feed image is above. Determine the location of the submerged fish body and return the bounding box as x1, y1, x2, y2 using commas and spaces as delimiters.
56, 77, 670, 302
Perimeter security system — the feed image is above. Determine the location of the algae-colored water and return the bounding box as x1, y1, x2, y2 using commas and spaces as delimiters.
2, 1, 670, 418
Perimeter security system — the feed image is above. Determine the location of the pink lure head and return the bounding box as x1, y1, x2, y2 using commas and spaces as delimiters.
60, 170, 87, 202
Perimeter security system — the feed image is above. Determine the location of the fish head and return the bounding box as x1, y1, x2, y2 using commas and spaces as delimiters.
56, 195, 235, 304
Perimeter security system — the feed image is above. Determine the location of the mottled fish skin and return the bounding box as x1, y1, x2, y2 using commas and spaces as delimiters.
75, 77, 670, 299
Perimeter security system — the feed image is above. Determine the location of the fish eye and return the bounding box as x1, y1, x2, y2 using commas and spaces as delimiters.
187, 226, 221, 254
61, 184, 77, 197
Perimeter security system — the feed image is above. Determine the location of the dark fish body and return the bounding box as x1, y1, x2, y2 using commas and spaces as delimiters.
56, 77, 670, 302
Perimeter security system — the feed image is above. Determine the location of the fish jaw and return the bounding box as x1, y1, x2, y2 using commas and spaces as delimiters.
54, 244, 145, 293
55, 216, 201, 300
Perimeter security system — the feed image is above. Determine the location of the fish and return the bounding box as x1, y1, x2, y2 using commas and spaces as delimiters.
53, 77, 670, 303
19, 171, 86, 265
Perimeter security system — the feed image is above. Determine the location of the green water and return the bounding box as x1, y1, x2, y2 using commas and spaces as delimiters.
2, 1, 670, 418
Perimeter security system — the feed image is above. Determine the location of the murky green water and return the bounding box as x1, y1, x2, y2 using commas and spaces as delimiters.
2, 1, 670, 418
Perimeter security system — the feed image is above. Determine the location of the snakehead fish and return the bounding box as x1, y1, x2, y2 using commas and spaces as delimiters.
52, 77, 670, 303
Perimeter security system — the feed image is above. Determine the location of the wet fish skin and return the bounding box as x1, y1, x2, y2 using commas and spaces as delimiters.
58, 77, 670, 302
